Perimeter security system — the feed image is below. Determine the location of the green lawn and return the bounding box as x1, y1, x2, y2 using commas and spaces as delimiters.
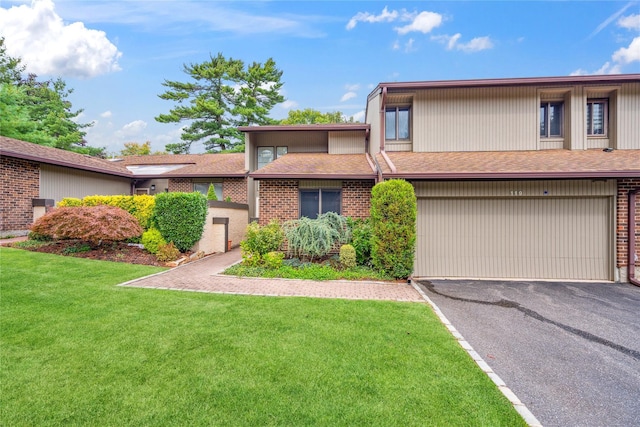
1, 248, 525, 426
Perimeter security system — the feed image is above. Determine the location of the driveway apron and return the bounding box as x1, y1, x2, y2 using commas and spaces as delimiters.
416, 279, 640, 427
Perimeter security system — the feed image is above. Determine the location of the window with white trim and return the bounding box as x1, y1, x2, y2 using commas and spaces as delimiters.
586, 99, 608, 136
385, 106, 410, 140
299, 189, 341, 218
540, 102, 563, 138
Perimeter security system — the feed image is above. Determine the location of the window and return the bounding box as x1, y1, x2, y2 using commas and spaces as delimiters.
299, 189, 341, 218
385, 107, 410, 140
194, 182, 222, 200
257, 146, 287, 169
587, 99, 608, 136
540, 102, 563, 138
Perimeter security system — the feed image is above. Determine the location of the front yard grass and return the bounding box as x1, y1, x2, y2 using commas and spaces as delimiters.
1, 247, 525, 426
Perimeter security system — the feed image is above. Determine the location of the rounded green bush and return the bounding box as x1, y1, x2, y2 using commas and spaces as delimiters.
141, 227, 167, 254
339, 244, 357, 269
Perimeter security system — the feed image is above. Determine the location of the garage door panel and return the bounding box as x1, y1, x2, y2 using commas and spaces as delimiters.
416, 198, 611, 280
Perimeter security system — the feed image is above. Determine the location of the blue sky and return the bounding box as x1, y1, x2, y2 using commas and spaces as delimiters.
1, 0, 639, 154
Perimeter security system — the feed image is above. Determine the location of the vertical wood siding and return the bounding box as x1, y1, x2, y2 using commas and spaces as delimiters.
366, 95, 381, 154
413, 86, 537, 152
328, 131, 366, 154
415, 197, 611, 280
616, 82, 640, 149
254, 131, 328, 153
40, 165, 131, 203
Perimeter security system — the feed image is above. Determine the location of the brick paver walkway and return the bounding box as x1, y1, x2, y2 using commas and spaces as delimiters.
120, 248, 424, 302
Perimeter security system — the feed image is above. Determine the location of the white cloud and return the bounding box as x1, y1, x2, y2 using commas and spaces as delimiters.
350, 110, 366, 123
395, 11, 442, 35
612, 36, 640, 64
574, 12, 640, 75
0, 0, 122, 78
589, 3, 635, 38
100, 110, 113, 118
344, 83, 360, 92
618, 13, 640, 30
280, 100, 299, 110
119, 120, 147, 136
340, 91, 357, 102
432, 33, 493, 52
346, 6, 398, 30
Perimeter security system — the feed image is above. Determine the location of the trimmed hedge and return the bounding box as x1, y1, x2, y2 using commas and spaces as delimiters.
58, 195, 155, 230
370, 179, 417, 279
153, 192, 208, 252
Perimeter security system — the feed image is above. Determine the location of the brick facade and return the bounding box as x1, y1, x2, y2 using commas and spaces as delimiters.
1, 157, 40, 232
168, 178, 192, 192
617, 178, 640, 268
223, 178, 248, 204
258, 179, 374, 225
342, 180, 374, 219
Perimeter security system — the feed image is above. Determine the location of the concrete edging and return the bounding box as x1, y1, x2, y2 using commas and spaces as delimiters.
410, 280, 542, 427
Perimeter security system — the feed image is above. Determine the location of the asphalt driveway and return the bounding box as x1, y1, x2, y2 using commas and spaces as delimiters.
415, 279, 640, 427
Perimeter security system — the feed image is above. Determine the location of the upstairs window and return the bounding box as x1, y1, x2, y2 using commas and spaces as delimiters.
257, 146, 287, 169
385, 107, 410, 140
587, 99, 608, 136
540, 102, 563, 138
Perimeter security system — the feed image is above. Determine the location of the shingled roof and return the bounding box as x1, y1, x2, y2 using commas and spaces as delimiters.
377, 149, 640, 179
0, 137, 247, 179
249, 153, 377, 180
0, 136, 131, 177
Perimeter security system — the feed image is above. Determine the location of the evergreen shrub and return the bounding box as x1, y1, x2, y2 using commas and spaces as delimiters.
141, 227, 167, 254
207, 183, 218, 201
156, 241, 181, 262
282, 212, 350, 261
263, 251, 285, 269
240, 220, 284, 266
57, 195, 155, 229
339, 244, 357, 269
153, 192, 208, 252
370, 179, 417, 279
347, 217, 372, 266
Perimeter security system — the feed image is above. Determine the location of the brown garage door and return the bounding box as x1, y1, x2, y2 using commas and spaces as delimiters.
415, 197, 612, 280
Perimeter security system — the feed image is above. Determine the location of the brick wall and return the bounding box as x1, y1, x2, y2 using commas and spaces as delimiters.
223, 178, 248, 204
1, 157, 40, 232
258, 180, 299, 225
342, 180, 374, 219
617, 178, 640, 268
258, 179, 374, 224
168, 178, 192, 192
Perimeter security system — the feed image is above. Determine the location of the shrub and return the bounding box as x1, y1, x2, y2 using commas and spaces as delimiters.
156, 241, 181, 262
240, 220, 284, 265
370, 179, 417, 279
141, 227, 166, 255
57, 197, 82, 207
263, 251, 285, 269
339, 244, 357, 269
152, 192, 208, 252
207, 183, 218, 201
57, 195, 155, 230
30, 205, 143, 245
282, 212, 350, 261
347, 217, 373, 266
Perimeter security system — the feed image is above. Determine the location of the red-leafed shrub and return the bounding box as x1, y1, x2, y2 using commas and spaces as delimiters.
31, 205, 143, 245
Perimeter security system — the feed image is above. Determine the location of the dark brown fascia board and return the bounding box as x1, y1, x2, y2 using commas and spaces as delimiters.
369, 74, 640, 97
238, 124, 370, 132
1, 149, 134, 178
249, 173, 376, 180
385, 171, 640, 180
133, 172, 249, 179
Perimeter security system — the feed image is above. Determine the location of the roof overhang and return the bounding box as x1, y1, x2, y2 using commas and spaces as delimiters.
239, 124, 370, 133
387, 171, 640, 180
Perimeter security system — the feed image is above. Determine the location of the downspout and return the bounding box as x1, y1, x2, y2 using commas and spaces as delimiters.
628, 188, 640, 287
378, 85, 397, 174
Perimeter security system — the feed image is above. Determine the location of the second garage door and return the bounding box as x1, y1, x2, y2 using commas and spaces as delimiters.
415, 196, 612, 280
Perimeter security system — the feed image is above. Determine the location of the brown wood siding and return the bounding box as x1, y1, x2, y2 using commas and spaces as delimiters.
40, 164, 131, 203
412, 86, 537, 152
328, 131, 366, 154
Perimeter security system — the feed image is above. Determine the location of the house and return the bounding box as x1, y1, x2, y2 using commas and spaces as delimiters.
0, 135, 247, 235
242, 74, 640, 283
3, 73, 639, 283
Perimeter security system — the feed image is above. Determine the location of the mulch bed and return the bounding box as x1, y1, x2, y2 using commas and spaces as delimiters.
8, 240, 168, 267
